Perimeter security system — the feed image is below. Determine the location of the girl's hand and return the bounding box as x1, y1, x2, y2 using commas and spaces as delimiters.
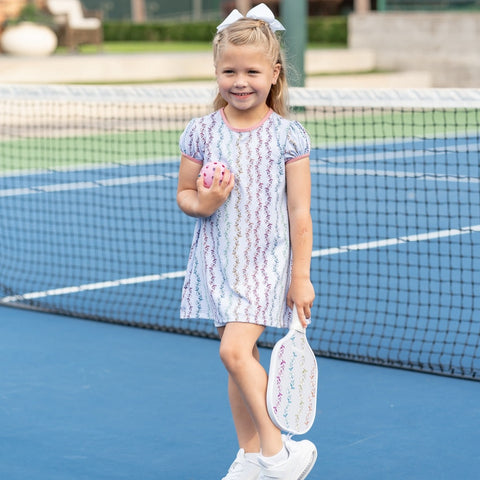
177, 156, 235, 218
287, 276, 315, 328
196, 166, 235, 217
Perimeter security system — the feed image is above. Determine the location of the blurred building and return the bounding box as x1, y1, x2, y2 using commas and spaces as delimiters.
81, 0, 222, 21
0, 1, 223, 23
80, 0, 356, 20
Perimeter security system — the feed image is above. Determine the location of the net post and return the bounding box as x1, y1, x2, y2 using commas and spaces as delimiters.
354, 0, 372, 13
280, 0, 307, 87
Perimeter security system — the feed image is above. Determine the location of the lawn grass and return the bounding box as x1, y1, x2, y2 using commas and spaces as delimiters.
54, 41, 344, 55
54, 41, 212, 55
0, 131, 182, 172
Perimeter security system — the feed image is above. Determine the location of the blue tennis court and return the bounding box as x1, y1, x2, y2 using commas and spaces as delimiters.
1, 306, 479, 480
1, 131, 479, 375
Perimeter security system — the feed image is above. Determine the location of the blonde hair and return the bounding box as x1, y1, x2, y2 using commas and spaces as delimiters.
213, 18, 288, 118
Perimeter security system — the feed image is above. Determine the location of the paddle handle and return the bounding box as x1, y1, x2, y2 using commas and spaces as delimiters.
291, 305, 306, 333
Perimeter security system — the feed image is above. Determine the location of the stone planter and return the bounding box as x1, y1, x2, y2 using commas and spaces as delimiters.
1, 22, 57, 56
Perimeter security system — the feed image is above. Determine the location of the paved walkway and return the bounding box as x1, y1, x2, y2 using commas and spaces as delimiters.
0, 49, 431, 87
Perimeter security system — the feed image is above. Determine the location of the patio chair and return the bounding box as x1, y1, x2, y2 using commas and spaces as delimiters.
45, 0, 103, 51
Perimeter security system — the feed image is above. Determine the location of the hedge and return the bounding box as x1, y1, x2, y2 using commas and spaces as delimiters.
102, 21, 216, 42
308, 16, 347, 44
102, 16, 347, 45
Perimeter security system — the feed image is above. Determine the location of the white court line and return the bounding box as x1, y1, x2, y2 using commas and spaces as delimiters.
0, 157, 179, 179
310, 166, 480, 184
2, 225, 479, 305
0, 164, 476, 199
0, 173, 178, 198
311, 142, 480, 164
0, 271, 186, 304
312, 225, 480, 257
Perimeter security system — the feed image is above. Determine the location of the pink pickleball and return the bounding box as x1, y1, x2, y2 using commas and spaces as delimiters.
200, 161, 227, 188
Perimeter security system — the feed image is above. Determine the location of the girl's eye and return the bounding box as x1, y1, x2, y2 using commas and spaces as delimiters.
249, 70, 260, 75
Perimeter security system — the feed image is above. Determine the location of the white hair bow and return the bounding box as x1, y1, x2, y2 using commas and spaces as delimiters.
216, 3, 285, 33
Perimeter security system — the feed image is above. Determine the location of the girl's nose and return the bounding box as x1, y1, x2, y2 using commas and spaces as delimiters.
234, 76, 247, 88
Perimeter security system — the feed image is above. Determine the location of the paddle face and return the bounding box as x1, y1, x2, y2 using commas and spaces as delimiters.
266, 306, 318, 435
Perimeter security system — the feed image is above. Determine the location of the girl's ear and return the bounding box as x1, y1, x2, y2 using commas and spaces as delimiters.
272, 63, 281, 85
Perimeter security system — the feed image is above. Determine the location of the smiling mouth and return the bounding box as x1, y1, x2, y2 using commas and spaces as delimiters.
232, 92, 253, 97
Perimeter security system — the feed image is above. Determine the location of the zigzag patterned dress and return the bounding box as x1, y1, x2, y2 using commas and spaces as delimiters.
179, 108, 310, 328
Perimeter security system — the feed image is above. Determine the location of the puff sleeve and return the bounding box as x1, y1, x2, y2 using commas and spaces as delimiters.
179, 118, 204, 164
284, 120, 311, 164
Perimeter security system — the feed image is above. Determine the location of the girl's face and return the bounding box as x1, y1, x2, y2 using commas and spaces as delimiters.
215, 43, 281, 122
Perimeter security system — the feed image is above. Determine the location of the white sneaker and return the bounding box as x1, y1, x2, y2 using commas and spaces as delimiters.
222, 448, 262, 480
258, 436, 317, 480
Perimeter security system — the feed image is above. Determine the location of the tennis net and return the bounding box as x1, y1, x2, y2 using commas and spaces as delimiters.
0, 85, 478, 380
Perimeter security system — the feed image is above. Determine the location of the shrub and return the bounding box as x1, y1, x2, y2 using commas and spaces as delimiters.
103, 16, 348, 46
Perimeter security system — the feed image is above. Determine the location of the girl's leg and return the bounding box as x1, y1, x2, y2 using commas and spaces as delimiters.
218, 323, 283, 457
224, 342, 261, 453
228, 374, 260, 453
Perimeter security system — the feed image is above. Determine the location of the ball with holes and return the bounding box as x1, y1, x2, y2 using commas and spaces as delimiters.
200, 161, 227, 188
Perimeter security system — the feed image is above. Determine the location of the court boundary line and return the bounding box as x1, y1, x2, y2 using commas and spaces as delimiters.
311, 142, 480, 164
1, 161, 478, 198
0, 157, 179, 179
2, 224, 479, 305
310, 166, 480, 184
0, 173, 179, 198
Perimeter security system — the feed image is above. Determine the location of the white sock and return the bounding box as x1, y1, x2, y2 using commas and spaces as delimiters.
245, 452, 260, 462
260, 445, 288, 466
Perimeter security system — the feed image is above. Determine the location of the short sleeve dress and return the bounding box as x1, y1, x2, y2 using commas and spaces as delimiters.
179, 108, 310, 328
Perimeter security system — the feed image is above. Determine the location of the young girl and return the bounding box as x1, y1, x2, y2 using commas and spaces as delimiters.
177, 4, 316, 479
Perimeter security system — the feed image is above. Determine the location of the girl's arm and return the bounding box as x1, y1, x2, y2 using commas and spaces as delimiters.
286, 156, 315, 327
177, 154, 235, 218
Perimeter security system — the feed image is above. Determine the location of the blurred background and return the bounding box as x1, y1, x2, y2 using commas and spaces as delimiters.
0, 0, 479, 87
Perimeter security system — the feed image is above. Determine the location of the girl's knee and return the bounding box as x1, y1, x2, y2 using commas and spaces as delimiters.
219, 340, 246, 374
218, 323, 264, 373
